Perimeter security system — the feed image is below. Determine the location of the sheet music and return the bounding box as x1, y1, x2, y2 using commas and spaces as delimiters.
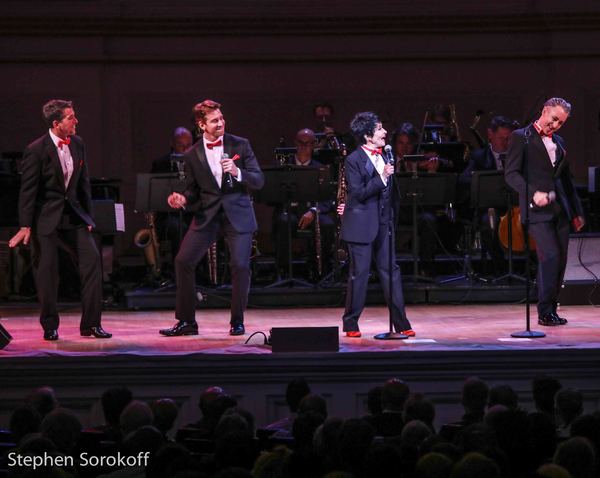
114, 203, 125, 232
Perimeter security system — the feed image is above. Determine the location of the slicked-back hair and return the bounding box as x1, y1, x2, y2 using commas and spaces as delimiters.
192, 99, 222, 124
42, 99, 73, 128
544, 97, 572, 116
489, 115, 519, 132
350, 111, 380, 145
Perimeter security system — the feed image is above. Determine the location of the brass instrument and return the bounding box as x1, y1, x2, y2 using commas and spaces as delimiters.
314, 206, 322, 276
134, 212, 161, 276
335, 143, 348, 263
275, 148, 295, 166
449, 104, 461, 142
469, 110, 487, 148
207, 242, 218, 285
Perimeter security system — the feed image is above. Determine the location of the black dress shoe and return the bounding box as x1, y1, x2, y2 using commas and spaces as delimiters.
81, 326, 112, 339
538, 314, 560, 327
159, 321, 198, 337
229, 323, 245, 336
551, 312, 568, 325
44, 329, 59, 341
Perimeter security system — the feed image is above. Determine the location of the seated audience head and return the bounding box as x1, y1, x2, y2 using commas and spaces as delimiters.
252, 445, 292, 478
366, 385, 383, 416
40, 408, 82, 454
285, 378, 311, 414
553, 437, 595, 478
150, 398, 179, 437
120, 400, 154, 437
101, 386, 133, 427
536, 463, 574, 478
462, 377, 489, 415
401, 419, 434, 451
298, 393, 328, 419
451, 452, 502, 478
488, 384, 518, 410
198, 386, 237, 428
9, 406, 41, 445
216, 411, 251, 439
533, 375, 562, 416
415, 452, 453, 478
404, 393, 436, 432
381, 378, 410, 412
555, 388, 584, 428
27, 386, 58, 418
337, 418, 375, 476
121, 424, 165, 458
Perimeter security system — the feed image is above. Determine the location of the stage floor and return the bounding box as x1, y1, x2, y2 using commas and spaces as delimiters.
1, 303, 598, 358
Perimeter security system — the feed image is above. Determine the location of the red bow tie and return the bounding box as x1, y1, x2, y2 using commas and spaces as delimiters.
57, 137, 71, 149
364, 146, 382, 156
206, 139, 222, 149
533, 122, 552, 139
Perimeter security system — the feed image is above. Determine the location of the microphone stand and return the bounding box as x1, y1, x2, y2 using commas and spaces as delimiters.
511, 127, 545, 338
375, 147, 408, 341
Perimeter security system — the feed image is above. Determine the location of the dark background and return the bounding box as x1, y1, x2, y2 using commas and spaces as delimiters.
2, 0, 600, 249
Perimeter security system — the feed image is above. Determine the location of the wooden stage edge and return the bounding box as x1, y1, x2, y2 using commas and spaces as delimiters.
0, 303, 599, 430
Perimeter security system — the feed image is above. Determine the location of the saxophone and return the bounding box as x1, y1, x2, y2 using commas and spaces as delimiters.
335, 144, 348, 263
314, 205, 322, 276
207, 242, 218, 285
134, 212, 161, 277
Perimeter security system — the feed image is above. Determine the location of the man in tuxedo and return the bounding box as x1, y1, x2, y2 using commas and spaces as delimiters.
160, 99, 264, 337
505, 98, 585, 326
459, 115, 518, 275
340, 112, 413, 338
8, 99, 111, 340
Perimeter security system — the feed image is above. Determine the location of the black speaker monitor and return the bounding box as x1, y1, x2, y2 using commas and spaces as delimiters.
270, 326, 339, 353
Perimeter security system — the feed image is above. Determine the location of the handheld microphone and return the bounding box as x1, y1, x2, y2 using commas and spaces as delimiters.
530, 190, 556, 209
222, 153, 233, 189
384, 144, 394, 165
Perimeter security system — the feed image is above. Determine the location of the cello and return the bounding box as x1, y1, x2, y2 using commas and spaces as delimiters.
498, 206, 536, 252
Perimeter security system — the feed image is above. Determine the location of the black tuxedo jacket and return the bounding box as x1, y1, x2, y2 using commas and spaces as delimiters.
181, 133, 264, 233
18, 133, 94, 234
505, 124, 583, 224
459, 147, 499, 185
340, 147, 391, 243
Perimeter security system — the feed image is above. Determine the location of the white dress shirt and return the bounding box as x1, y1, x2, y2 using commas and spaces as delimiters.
49, 129, 73, 187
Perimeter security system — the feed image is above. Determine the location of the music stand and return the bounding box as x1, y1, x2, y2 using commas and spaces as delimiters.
256, 165, 324, 288
394, 171, 457, 283
134, 173, 187, 287
470, 171, 526, 284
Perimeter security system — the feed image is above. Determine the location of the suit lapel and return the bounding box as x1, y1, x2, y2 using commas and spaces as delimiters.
553, 136, 568, 177
360, 148, 375, 177
530, 126, 553, 166
194, 141, 221, 191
